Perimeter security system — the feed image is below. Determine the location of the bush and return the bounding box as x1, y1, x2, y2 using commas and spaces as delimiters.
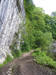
32, 48, 56, 69
3, 55, 13, 64
0, 55, 13, 67
34, 31, 53, 50
21, 37, 31, 52
40, 32, 53, 50
10, 41, 22, 58
11, 50, 22, 58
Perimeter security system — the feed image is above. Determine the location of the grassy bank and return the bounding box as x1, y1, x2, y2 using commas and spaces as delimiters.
32, 48, 56, 69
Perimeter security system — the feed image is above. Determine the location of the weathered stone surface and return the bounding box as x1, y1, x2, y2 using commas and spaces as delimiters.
0, 0, 25, 63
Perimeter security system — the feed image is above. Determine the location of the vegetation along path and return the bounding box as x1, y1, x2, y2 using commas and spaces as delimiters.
0, 51, 56, 75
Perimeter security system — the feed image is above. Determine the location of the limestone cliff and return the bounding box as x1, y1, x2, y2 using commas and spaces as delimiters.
0, 0, 25, 63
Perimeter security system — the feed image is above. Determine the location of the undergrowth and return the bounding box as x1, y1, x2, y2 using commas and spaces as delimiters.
11, 50, 22, 58
0, 55, 13, 67
32, 48, 56, 69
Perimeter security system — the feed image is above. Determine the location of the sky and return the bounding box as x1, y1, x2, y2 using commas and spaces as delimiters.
33, 0, 56, 15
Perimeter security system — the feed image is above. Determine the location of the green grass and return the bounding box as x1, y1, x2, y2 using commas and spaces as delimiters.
0, 55, 13, 68
32, 48, 56, 69
0, 64, 4, 67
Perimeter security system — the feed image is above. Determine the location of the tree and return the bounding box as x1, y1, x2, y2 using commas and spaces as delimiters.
22, 0, 53, 51
44, 14, 56, 39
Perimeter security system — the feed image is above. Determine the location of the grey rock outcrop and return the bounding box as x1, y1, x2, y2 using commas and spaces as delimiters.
0, 0, 25, 63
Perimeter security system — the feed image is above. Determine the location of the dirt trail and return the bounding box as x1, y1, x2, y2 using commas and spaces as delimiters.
0, 51, 56, 75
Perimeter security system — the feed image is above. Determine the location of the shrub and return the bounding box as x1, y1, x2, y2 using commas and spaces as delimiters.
34, 31, 53, 50
11, 50, 22, 58
3, 55, 13, 64
32, 48, 56, 69
0, 55, 13, 67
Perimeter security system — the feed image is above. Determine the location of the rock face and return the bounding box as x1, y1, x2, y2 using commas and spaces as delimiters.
0, 0, 25, 63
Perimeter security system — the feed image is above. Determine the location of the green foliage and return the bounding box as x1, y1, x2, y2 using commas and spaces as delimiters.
33, 31, 53, 50
50, 17, 56, 39
0, 64, 4, 67
11, 50, 22, 58
0, 0, 56, 68
21, 39, 30, 52
23, 0, 53, 51
32, 49, 56, 69
0, 55, 12, 67
40, 32, 53, 50
44, 14, 56, 39
10, 43, 22, 58
3, 55, 12, 64
10, 31, 22, 58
